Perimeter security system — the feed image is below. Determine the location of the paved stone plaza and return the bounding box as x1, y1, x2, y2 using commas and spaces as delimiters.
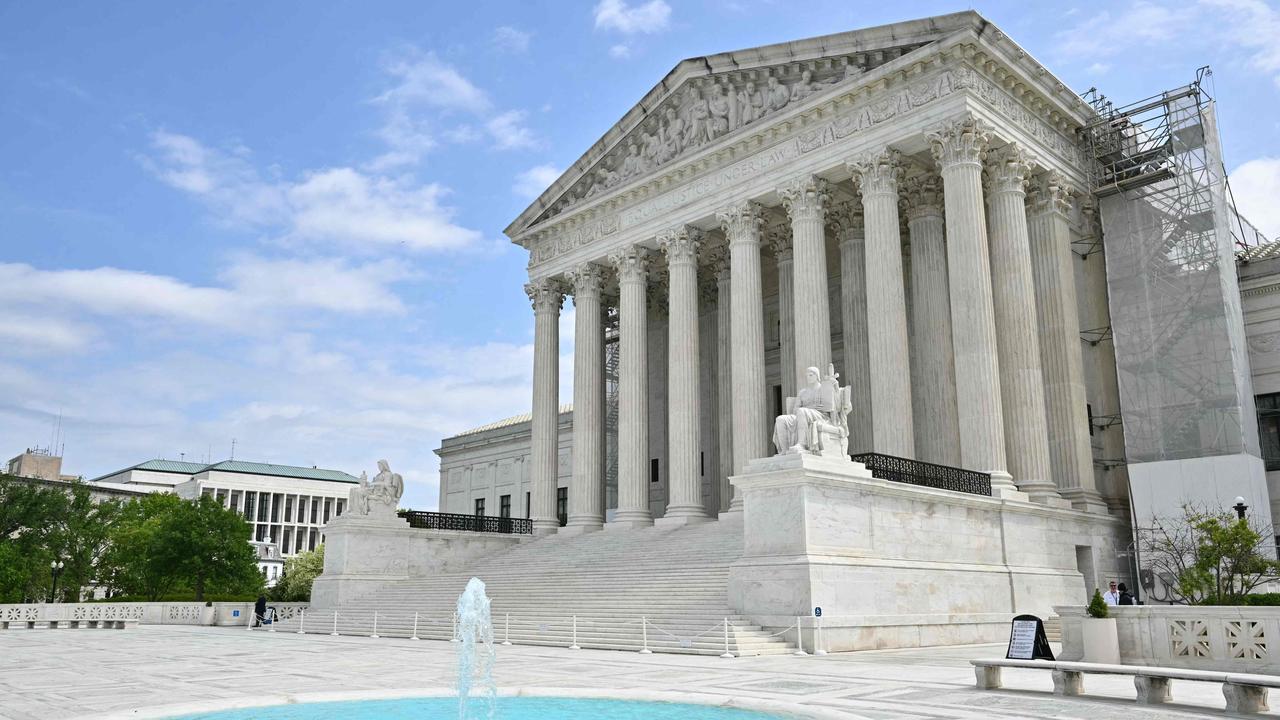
0, 626, 1258, 719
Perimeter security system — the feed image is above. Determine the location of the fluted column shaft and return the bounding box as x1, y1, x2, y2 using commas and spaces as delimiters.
903, 177, 961, 466
771, 228, 797, 400
566, 264, 605, 531
851, 151, 914, 458
715, 254, 734, 513
525, 280, 563, 534
986, 147, 1058, 502
1029, 173, 1105, 511
659, 227, 708, 522
779, 176, 832, 379
833, 204, 873, 455
928, 116, 1015, 493
718, 202, 768, 511
608, 248, 653, 527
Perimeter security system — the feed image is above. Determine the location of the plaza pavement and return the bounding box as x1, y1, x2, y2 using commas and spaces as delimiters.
0, 625, 1264, 719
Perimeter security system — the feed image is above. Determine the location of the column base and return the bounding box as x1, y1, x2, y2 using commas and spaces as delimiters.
1059, 487, 1110, 514
605, 515, 654, 531
717, 508, 744, 523
559, 520, 604, 536
654, 507, 711, 527
988, 471, 1029, 502
531, 519, 560, 536
1019, 480, 1071, 509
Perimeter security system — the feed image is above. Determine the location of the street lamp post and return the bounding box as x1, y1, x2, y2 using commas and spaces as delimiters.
1234, 496, 1249, 521
49, 560, 64, 603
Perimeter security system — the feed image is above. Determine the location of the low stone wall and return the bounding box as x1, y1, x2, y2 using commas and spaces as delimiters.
1056, 604, 1280, 674
0, 601, 309, 627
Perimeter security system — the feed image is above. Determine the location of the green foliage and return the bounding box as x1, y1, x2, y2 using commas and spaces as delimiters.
1140, 504, 1280, 606
1241, 593, 1280, 606
1087, 588, 1109, 618
269, 545, 324, 602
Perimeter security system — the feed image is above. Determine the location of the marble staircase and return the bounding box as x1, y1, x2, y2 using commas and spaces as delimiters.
272, 518, 796, 656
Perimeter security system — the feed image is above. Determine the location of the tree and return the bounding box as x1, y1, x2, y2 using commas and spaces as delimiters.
270, 545, 324, 602
1087, 588, 1109, 618
0, 474, 71, 602
1139, 504, 1280, 605
101, 493, 187, 600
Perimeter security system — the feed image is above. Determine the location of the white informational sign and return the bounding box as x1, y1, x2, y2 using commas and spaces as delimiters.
1007, 619, 1038, 660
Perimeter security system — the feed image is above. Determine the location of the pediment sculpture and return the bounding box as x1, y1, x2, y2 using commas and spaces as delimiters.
348, 459, 404, 519
773, 364, 853, 458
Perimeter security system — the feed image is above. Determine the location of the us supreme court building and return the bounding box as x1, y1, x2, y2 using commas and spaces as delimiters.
436, 12, 1274, 616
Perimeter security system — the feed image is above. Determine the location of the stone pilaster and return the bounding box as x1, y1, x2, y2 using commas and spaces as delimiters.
713, 248, 734, 513
524, 279, 563, 535
565, 263, 606, 532
849, 150, 914, 459
926, 115, 1017, 496
829, 201, 873, 455
1028, 172, 1107, 512
717, 201, 769, 511
607, 246, 654, 528
778, 175, 832, 380
769, 224, 796, 400
658, 226, 709, 524
901, 173, 961, 466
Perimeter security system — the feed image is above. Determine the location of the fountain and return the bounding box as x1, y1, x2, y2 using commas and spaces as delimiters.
455, 577, 497, 719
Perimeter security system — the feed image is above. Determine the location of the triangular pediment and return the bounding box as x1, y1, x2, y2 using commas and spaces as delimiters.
506, 11, 991, 239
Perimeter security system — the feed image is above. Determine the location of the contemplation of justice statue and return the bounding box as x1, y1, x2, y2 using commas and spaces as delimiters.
347, 459, 404, 517
772, 363, 853, 458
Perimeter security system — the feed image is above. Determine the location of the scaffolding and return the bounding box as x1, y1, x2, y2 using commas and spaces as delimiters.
1084, 68, 1261, 465
604, 307, 620, 513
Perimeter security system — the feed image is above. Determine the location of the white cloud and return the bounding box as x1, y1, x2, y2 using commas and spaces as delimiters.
145, 132, 483, 252
513, 164, 562, 199
1086, 62, 1111, 75
1054, 1, 1193, 59
376, 50, 491, 114
1232, 157, 1280, 241
492, 26, 532, 53
593, 0, 672, 34
609, 43, 632, 59
486, 110, 538, 150
1200, 0, 1280, 86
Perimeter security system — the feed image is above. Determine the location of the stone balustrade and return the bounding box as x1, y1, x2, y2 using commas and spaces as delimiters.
0, 601, 310, 628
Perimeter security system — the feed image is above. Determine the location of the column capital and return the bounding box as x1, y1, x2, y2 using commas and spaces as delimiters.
1027, 170, 1073, 217
609, 245, 651, 283
827, 200, 865, 244
524, 279, 564, 314
778, 174, 830, 222
848, 148, 903, 197
927, 114, 993, 169
658, 225, 702, 265
900, 175, 945, 223
566, 262, 606, 303
984, 144, 1035, 197
767, 222, 793, 262
716, 200, 767, 243
704, 242, 731, 282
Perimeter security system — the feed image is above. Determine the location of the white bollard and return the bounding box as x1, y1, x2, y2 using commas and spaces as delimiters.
268, 608, 276, 633
450, 612, 459, 643
502, 613, 512, 646
569, 614, 580, 650
370, 611, 379, 639
330, 611, 339, 637
814, 615, 827, 656
720, 618, 735, 658
792, 616, 808, 656
411, 612, 419, 641
639, 616, 652, 654
297, 609, 306, 635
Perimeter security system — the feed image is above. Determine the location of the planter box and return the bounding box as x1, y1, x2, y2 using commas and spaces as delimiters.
1081, 617, 1120, 664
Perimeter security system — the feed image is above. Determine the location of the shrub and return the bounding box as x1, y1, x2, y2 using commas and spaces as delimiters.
1087, 588, 1109, 619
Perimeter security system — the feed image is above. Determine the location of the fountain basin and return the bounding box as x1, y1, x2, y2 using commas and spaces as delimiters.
168, 696, 789, 719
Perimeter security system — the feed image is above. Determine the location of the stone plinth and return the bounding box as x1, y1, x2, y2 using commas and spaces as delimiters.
311, 514, 525, 608
728, 453, 1128, 652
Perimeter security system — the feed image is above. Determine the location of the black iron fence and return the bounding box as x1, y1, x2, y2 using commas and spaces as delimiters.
849, 452, 992, 496
397, 510, 533, 535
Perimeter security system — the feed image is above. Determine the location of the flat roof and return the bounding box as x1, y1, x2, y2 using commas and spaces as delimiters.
90, 458, 359, 484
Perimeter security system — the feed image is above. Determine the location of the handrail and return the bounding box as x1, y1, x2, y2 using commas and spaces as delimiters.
397, 510, 533, 535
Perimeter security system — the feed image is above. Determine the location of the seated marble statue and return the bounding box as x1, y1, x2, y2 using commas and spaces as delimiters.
772, 364, 853, 458
347, 459, 404, 517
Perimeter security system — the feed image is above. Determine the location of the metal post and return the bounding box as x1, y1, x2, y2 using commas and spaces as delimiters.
296, 609, 306, 634
450, 611, 459, 643
411, 612, 419, 641
792, 616, 808, 656
330, 610, 339, 636
268, 609, 276, 633
639, 616, 652, 654
370, 611, 379, 638
502, 613, 512, 646
569, 614, 580, 650
720, 618, 734, 658
815, 615, 827, 656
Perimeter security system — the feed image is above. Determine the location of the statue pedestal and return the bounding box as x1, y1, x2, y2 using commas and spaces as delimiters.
310, 514, 526, 608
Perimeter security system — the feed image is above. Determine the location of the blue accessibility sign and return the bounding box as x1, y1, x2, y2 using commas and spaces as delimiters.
814, 607, 822, 617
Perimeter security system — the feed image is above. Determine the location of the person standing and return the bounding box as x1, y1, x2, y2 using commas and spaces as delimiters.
1102, 581, 1120, 606
1118, 583, 1136, 605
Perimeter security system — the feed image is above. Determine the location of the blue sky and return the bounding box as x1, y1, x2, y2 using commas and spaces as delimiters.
3, 1, 1279, 508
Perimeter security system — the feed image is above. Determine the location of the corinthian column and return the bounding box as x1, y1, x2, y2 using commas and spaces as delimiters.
829, 201, 873, 455
986, 146, 1058, 503
607, 247, 653, 528
525, 279, 563, 535
778, 175, 832, 379
927, 115, 1016, 495
849, 150, 914, 458
565, 263, 605, 532
713, 248, 734, 513
901, 174, 961, 466
717, 201, 768, 511
1028, 172, 1107, 512
658, 227, 709, 524
769, 225, 796, 400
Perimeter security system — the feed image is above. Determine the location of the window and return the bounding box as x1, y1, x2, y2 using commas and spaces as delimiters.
773, 385, 783, 420
499, 494, 511, 518
474, 497, 486, 516
323, 499, 332, 523
1257, 393, 1280, 470
556, 487, 568, 526
244, 492, 256, 521
308, 529, 318, 551
311, 499, 319, 524
284, 496, 294, 522
650, 459, 659, 484
336, 499, 345, 516
271, 493, 282, 522
524, 491, 531, 519
258, 495, 270, 522
1087, 403, 1094, 437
